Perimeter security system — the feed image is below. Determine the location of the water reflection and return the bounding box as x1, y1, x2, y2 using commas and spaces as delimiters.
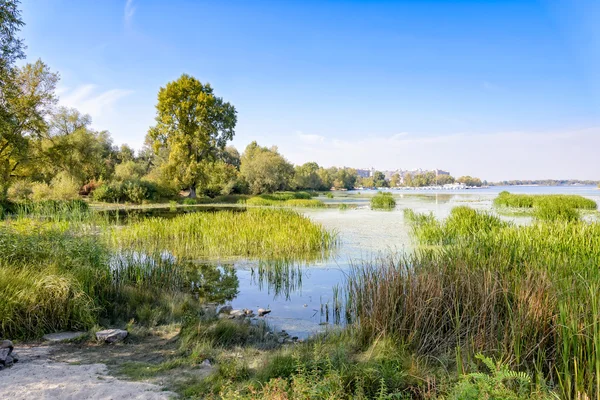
110, 251, 239, 304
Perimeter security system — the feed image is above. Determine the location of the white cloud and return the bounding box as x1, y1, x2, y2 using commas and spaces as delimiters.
58, 84, 134, 121
268, 129, 600, 181
124, 0, 136, 26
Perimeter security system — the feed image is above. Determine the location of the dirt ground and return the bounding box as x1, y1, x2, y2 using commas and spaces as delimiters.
1, 329, 211, 399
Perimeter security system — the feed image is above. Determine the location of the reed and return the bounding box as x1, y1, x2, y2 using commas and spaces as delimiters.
370, 192, 396, 210
110, 208, 337, 259
244, 197, 325, 208
494, 191, 597, 210
346, 207, 600, 399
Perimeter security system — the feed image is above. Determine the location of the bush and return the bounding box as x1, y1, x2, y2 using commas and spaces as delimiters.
31, 182, 53, 201
93, 180, 168, 204
370, 192, 396, 210
7, 180, 33, 201
50, 172, 81, 200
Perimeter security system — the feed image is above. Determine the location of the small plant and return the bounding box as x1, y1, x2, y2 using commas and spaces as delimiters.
326, 192, 334, 199
371, 192, 396, 210
447, 354, 554, 400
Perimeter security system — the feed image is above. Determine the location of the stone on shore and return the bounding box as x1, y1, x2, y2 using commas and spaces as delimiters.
95, 329, 128, 344
43, 332, 87, 343
257, 308, 271, 317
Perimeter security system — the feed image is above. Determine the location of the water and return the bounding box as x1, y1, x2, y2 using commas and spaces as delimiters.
228, 185, 600, 338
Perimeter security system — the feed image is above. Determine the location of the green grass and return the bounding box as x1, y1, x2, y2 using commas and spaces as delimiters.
370, 192, 396, 210
110, 208, 337, 260
0, 204, 336, 340
347, 206, 600, 399
494, 191, 597, 210
244, 195, 325, 208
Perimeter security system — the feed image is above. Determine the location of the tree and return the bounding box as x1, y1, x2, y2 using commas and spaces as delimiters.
148, 74, 237, 198
436, 174, 455, 185
0, 0, 25, 88
0, 60, 58, 199
294, 162, 325, 191
240, 141, 294, 194
36, 107, 116, 184
390, 173, 401, 187
372, 171, 388, 187
457, 176, 483, 187
332, 168, 357, 190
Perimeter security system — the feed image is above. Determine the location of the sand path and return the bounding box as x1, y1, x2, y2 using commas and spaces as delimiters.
2, 346, 176, 399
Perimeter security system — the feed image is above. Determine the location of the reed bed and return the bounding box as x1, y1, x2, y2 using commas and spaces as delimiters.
494, 191, 597, 210
244, 197, 325, 208
346, 206, 600, 399
110, 208, 337, 259
370, 191, 396, 210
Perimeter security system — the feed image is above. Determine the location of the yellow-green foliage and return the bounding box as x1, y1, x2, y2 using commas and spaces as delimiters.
370, 192, 396, 210
110, 209, 337, 259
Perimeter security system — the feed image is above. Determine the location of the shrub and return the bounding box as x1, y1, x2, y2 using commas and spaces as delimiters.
50, 172, 82, 200
93, 180, 165, 204
7, 180, 33, 201
370, 192, 396, 210
30, 181, 53, 201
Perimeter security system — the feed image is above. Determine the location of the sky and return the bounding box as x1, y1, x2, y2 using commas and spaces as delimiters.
18, 0, 600, 181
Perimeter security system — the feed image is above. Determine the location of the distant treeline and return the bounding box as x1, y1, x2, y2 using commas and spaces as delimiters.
491, 180, 599, 186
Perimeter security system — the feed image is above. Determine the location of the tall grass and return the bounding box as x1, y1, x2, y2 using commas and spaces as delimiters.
244, 197, 325, 208
494, 191, 597, 210
346, 207, 600, 399
110, 208, 337, 259
370, 192, 396, 210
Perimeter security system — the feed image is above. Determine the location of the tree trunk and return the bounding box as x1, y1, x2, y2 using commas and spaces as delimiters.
189, 185, 197, 199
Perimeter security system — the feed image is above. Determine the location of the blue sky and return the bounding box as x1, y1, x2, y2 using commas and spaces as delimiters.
19, 0, 600, 180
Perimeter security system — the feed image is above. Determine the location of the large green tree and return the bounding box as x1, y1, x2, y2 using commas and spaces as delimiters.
36, 107, 116, 184
240, 141, 294, 194
148, 74, 237, 198
294, 162, 325, 191
0, 60, 58, 198
0, 0, 25, 88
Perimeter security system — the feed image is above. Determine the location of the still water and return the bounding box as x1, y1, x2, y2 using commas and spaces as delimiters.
229, 185, 600, 338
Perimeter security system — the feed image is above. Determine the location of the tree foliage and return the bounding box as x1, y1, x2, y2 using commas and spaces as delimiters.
148, 74, 237, 198
240, 142, 294, 194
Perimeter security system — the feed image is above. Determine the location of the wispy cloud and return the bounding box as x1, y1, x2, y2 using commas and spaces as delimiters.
124, 0, 136, 26
58, 84, 133, 120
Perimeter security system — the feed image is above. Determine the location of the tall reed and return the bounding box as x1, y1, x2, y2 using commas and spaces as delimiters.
347, 207, 600, 399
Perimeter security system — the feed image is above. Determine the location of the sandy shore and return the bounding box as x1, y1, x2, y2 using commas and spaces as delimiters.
2, 346, 177, 400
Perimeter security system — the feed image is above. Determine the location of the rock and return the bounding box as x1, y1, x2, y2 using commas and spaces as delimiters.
218, 305, 233, 315
43, 331, 87, 343
229, 309, 245, 318
284, 339, 294, 344
0, 347, 11, 364
11, 352, 18, 363
3, 355, 13, 367
95, 329, 128, 344
218, 313, 230, 320
291, 336, 298, 341
277, 338, 285, 344
258, 308, 271, 317
0, 340, 13, 349
201, 359, 212, 367
303, 304, 308, 308
264, 332, 273, 340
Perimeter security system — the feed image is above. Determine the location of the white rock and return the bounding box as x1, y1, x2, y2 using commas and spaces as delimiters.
42, 332, 87, 343
95, 329, 128, 344
218, 305, 233, 315
257, 308, 271, 317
